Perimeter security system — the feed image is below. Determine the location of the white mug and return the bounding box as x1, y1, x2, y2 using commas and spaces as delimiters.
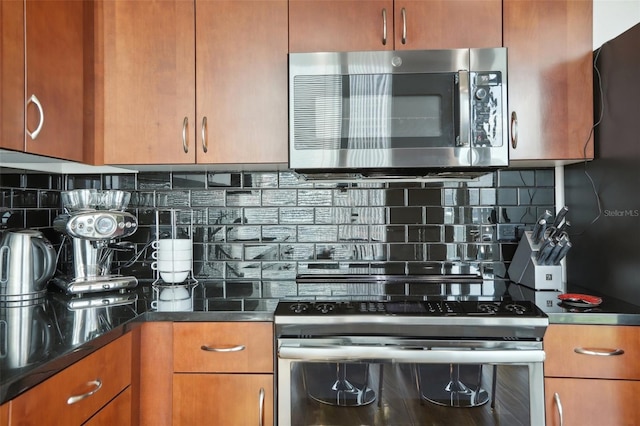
160, 270, 190, 283
151, 286, 192, 311
152, 250, 192, 261
152, 239, 192, 251
151, 259, 192, 272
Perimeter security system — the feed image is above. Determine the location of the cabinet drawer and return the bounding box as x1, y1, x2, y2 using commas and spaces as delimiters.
11, 333, 132, 425
544, 325, 640, 379
173, 322, 273, 373
545, 377, 640, 426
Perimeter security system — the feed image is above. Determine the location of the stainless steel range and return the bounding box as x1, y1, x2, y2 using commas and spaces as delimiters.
275, 296, 548, 426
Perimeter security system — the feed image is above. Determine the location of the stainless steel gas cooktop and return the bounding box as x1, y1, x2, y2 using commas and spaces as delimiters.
275, 299, 548, 341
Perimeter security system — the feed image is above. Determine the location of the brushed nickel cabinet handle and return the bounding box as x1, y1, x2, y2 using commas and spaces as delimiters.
401, 8, 407, 45
182, 117, 189, 153
554, 392, 564, 426
510, 111, 518, 149
574, 347, 624, 356
27, 94, 44, 140
201, 116, 208, 153
381, 9, 387, 46
258, 387, 265, 426
67, 379, 102, 405
200, 344, 246, 352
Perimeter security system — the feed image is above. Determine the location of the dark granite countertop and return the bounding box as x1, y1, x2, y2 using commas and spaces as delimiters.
0, 281, 274, 404
3, 279, 640, 405
511, 283, 640, 325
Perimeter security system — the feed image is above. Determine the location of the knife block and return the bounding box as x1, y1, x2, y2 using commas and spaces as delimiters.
508, 231, 564, 291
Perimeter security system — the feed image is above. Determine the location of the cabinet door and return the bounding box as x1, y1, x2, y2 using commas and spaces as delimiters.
195, 0, 288, 164
289, 0, 501, 52
289, 0, 393, 52
504, 0, 593, 163
84, 387, 132, 426
0, 0, 25, 152
25, 0, 85, 161
394, 1, 502, 50
137, 322, 173, 426
0, 401, 8, 426
545, 378, 640, 426
99, 0, 196, 164
173, 374, 273, 426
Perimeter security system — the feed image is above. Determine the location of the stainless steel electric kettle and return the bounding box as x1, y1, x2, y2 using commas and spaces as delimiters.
0, 229, 56, 301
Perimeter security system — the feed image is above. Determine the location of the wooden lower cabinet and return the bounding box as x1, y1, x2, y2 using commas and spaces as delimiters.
0, 402, 8, 426
84, 386, 132, 426
545, 378, 640, 426
137, 322, 173, 426
544, 324, 640, 425
173, 374, 273, 426
172, 321, 274, 426
10, 333, 132, 425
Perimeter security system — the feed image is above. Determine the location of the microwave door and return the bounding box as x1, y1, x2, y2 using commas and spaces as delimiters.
290, 70, 473, 170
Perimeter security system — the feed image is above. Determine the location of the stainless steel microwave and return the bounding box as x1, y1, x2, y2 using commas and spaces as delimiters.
288, 48, 508, 175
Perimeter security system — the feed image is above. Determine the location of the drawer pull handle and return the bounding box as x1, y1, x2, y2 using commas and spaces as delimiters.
574, 347, 624, 356
182, 117, 189, 153
381, 9, 387, 46
27, 94, 44, 140
201, 116, 208, 153
200, 344, 246, 352
401, 8, 407, 45
510, 111, 518, 149
67, 379, 102, 405
554, 392, 564, 426
258, 387, 265, 426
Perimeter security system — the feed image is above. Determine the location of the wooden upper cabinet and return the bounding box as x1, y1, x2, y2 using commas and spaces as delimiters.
393, 1, 502, 50
25, 0, 85, 162
98, 0, 196, 165
97, 0, 287, 165
504, 0, 594, 164
289, 0, 393, 52
195, 0, 288, 164
0, 0, 25, 152
1, 0, 85, 161
289, 0, 502, 52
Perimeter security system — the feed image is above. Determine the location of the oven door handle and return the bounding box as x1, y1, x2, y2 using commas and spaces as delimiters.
278, 345, 545, 364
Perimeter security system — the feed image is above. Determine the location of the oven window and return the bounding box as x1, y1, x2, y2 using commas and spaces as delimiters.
282, 361, 532, 425
293, 73, 457, 150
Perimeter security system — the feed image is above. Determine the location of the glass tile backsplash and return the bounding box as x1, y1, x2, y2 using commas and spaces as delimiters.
0, 168, 554, 301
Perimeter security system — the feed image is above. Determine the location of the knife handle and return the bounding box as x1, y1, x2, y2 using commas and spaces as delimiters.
544, 243, 561, 265
532, 219, 548, 244
553, 206, 569, 228
536, 241, 555, 264
552, 241, 572, 265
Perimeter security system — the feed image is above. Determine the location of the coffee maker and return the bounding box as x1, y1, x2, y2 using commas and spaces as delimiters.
52, 189, 139, 294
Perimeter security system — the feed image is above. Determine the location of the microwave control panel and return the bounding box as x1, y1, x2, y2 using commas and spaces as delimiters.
471, 72, 503, 147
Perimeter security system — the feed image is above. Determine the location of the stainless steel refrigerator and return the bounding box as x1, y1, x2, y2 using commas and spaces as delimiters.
564, 22, 640, 303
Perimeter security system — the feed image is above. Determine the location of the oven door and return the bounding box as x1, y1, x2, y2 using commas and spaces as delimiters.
277, 338, 545, 426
